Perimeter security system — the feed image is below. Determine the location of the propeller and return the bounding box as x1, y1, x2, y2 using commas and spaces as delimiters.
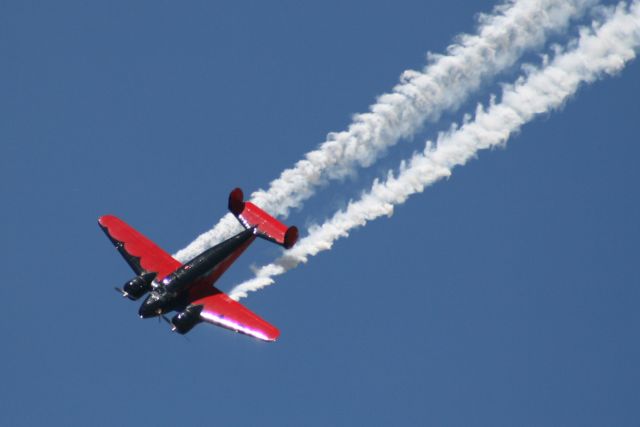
157, 313, 177, 332
113, 288, 189, 340
159, 314, 188, 340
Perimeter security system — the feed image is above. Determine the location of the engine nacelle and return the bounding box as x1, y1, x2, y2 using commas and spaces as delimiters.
122, 272, 156, 300
171, 305, 203, 335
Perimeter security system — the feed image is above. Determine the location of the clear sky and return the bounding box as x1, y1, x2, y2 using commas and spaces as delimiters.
1, 1, 639, 426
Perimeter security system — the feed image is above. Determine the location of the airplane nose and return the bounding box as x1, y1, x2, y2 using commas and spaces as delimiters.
138, 305, 150, 318
138, 298, 156, 318
138, 293, 168, 318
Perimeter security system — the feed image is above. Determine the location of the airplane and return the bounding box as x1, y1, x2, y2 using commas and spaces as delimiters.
98, 188, 298, 342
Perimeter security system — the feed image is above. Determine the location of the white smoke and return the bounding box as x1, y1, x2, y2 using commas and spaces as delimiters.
175, 0, 595, 262
230, 1, 640, 300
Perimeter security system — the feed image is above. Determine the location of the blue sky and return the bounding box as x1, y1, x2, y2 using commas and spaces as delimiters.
1, 1, 639, 426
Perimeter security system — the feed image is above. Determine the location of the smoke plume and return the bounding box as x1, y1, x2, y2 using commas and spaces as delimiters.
230, 1, 640, 300
175, 0, 594, 262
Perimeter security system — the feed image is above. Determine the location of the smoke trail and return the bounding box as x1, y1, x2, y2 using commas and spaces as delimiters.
230, 1, 640, 300
175, 0, 595, 262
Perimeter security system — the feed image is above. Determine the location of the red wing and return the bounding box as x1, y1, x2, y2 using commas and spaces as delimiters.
192, 291, 280, 342
98, 215, 181, 280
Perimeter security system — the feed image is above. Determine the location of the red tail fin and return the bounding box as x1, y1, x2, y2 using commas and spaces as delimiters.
228, 188, 298, 249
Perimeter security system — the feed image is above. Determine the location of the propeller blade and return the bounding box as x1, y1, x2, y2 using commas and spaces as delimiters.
114, 287, 128, 298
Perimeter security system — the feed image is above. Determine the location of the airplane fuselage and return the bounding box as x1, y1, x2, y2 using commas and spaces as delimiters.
138, 227, 256, 318
100, 187, 294, 340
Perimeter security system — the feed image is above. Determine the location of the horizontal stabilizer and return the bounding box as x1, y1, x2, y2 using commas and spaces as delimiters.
228, 188, 298, 249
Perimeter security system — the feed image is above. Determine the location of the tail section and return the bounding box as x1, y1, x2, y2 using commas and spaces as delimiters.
228, 188, 298, 249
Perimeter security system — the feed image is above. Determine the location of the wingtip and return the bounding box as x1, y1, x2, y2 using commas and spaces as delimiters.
98, 214, 116, 227
266, 327, 281, 342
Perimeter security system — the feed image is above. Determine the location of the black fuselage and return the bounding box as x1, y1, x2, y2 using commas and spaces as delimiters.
138, 227, 256, 318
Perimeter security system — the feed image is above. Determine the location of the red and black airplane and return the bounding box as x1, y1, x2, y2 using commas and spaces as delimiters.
98, 188, 298, 341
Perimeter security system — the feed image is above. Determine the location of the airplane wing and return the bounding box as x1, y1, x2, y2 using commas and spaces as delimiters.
191, 291, 280, 342
98, 215, 181, 280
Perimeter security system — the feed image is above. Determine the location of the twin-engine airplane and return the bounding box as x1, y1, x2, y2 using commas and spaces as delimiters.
98, 188, 298, 342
